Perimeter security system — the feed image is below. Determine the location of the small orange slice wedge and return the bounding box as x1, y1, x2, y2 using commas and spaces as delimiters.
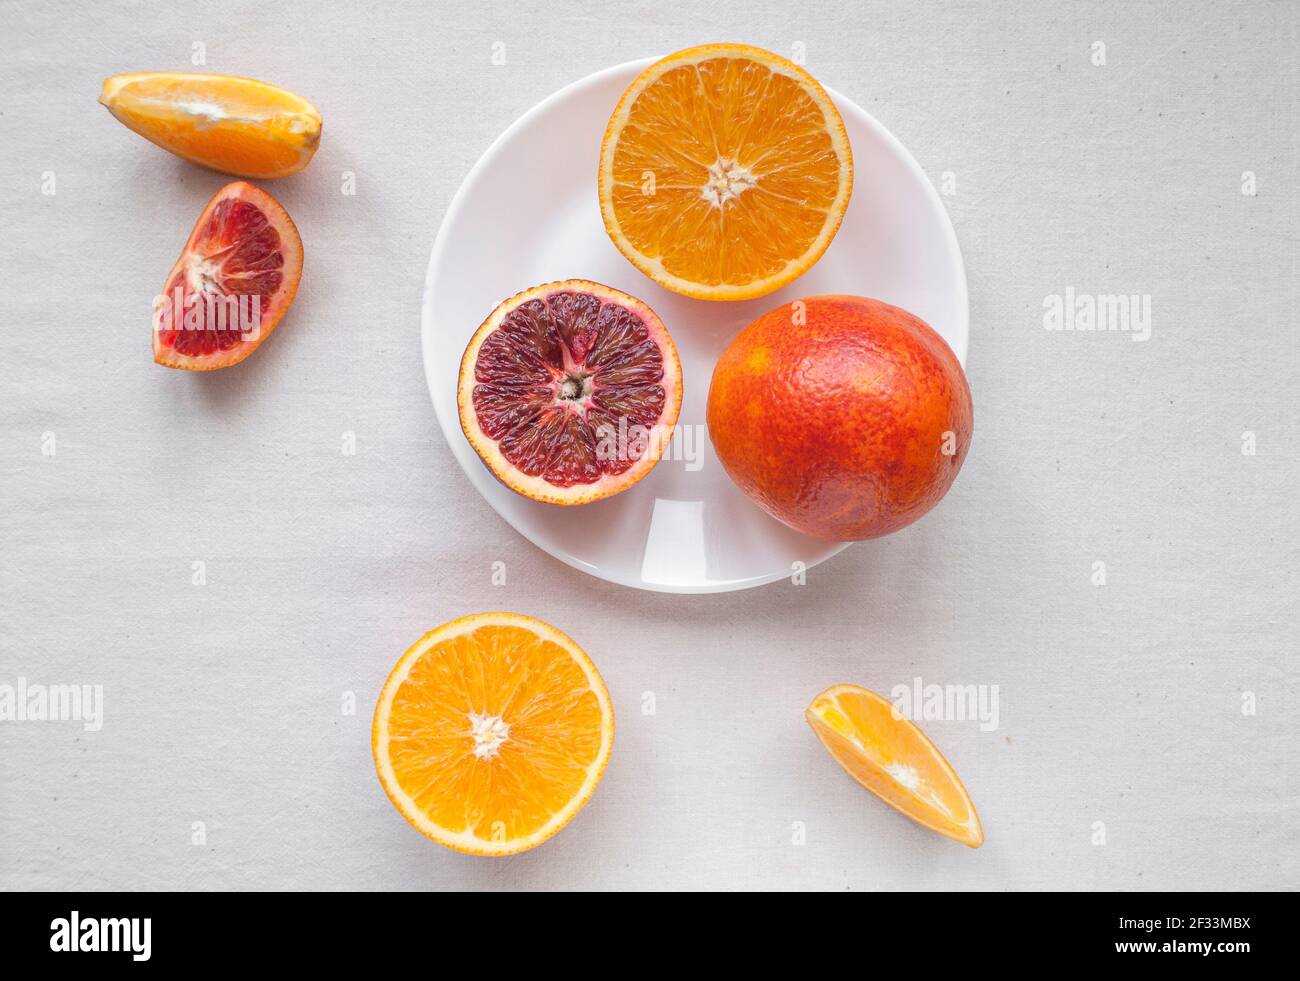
806, 684, 983, 847
153, 181, 303, 371
100, 72, 321, 179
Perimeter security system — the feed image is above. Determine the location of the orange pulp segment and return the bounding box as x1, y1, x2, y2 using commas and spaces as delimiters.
806, 684, 983, 847
100, 72, 321, 179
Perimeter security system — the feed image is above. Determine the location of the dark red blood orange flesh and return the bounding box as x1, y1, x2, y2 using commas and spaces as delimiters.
457, 281, 682, 505
160, 199, 283, 357
153, 181, 303, 371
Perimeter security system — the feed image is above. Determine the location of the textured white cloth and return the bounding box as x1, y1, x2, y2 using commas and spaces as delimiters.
1, 0, 1296, 889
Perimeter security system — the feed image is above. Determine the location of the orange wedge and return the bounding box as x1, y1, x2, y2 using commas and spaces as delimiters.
806, 684, 983, 847
153, 181, 303, 371
372, 613, 614, 856
100, 72, 321, 179
598, 44, 852, 301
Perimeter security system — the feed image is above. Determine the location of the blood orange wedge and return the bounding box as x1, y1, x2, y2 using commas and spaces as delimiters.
153, 181, 303, 371
457, 280, 682, 505
100, 72, 322, 179
806, 684, 984, 847
599, 44, 852, 301
372, 612, 615, 856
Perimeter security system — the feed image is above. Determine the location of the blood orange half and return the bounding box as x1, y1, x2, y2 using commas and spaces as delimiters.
153, 180, 303, 371
457, 280, 682, 505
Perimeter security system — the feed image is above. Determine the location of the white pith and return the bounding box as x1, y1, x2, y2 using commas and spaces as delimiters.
186, 252, 227, 295
701, 157, 757, 207
175, 99, 228, 122
468, 712, 510, 759
885, 762, 921, 790
372, 612, 615, 856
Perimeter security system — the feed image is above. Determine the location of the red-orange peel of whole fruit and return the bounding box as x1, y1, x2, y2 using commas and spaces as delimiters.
706, 295, 972, 540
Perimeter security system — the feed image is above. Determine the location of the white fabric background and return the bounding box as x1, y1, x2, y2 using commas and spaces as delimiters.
2, 0, 1296, 890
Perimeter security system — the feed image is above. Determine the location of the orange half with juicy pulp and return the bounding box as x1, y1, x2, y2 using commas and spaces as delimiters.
599, 43, 852, 301
372, 612, 615, 856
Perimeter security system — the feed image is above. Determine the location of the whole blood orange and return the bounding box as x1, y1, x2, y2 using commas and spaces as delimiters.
707, 296, 972, 540
457, 280, 682, 505
153, 181, 303, 371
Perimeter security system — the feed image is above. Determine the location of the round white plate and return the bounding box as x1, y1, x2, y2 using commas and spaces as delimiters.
423, 57, 968, 593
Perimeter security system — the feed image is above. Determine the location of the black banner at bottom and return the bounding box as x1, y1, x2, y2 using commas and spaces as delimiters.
0, 890, 1279, 966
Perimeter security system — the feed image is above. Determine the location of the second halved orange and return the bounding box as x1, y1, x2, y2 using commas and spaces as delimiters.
372, 613, 614, 856
599, 44, 853, 301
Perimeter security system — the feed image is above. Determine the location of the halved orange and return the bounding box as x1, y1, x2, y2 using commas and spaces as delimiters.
100, 72, 321, 179
599, 44, 853, 301
372, 613, 615, 856
806, 684, 983, 847
153, 181, 303, 371
457, 280, 682, 505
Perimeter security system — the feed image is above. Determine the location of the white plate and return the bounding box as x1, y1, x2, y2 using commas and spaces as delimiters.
422, 57, 968, 593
